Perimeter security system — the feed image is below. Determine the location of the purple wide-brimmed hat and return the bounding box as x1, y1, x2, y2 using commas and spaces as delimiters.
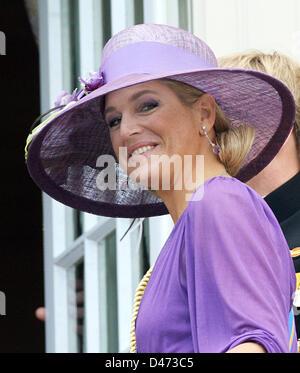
25, 24, 295, 218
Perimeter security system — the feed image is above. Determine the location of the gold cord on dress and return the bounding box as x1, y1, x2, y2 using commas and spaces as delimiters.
129, 265, 154, 353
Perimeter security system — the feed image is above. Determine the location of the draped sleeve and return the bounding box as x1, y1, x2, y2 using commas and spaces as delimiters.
183, 177, 296, 353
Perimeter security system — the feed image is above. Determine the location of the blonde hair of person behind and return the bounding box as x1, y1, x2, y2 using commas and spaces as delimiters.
161, 78, 256, 177
218, 50, 300, 157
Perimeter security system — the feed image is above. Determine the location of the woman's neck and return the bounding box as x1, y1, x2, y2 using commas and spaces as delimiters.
156, 155, 229, 224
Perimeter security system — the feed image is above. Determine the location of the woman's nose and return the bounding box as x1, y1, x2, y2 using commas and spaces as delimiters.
119, 114, 142, 138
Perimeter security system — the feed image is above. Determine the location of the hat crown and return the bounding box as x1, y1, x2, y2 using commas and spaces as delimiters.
101, 24, 218, 68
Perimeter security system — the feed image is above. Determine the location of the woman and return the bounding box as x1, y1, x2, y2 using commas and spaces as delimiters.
25, 24, 297, 353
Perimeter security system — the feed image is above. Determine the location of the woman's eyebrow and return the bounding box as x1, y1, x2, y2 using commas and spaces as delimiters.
129, 89, 157, 102
104, 90, 157, 117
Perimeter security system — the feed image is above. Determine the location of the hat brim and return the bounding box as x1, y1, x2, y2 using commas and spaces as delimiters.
26, 67, 295, 218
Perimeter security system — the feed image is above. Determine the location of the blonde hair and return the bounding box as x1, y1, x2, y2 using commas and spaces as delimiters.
218, 50, 300, 157
161, 78, 255, 177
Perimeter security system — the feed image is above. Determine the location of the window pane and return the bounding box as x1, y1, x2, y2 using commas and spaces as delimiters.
129, 218, 151, 286
105, 232, 119, 352
134, 0, 144, 23
98, 231, 119, 352
66, 208, 83, 245
101, 0, 112, 44
141, 218, 150, 274
67, 259, 85, 352
61, 0, 80, 90
74, 211, 83, 238
178, 0, 192, 31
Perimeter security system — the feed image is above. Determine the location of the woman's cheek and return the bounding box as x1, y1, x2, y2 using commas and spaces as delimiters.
110, 135, 120, 158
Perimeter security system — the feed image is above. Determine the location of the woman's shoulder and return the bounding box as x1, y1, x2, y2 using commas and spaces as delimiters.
187, 175, 272, 222
189, 176, 262, 205
185, 176, 291, 258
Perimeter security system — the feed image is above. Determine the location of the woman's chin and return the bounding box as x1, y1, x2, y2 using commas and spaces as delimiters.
126, 170, 162, 192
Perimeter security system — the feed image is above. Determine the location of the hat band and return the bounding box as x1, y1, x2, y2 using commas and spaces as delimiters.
100, 41, 216, 83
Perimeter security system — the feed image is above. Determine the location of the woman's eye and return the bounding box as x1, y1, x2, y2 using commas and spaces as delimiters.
107, 117, 121, 128
139, 101, 159, 112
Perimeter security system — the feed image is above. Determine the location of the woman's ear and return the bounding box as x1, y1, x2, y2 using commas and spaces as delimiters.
194, 94, 216, 133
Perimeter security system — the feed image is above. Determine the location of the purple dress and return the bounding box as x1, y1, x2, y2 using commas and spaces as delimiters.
135, 176, 297, 353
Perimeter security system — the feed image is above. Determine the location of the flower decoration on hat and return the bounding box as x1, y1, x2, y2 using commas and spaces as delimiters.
54, 89, 79, 107
25, 70, 105, 162
78, 71, 104, 95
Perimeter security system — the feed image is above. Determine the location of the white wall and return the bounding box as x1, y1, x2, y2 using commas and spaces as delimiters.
192, 0, 300, 60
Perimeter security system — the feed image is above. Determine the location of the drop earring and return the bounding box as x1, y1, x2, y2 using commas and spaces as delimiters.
202, 125, 220, 155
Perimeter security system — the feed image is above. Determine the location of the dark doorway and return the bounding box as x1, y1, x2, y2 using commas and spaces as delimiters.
0, 0, 45, 352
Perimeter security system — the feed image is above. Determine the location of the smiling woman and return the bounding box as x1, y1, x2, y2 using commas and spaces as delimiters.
104, 79, 245, 219
25, 24, 298, 353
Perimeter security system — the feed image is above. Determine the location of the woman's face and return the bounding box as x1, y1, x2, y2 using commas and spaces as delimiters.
104, 80, 208, 191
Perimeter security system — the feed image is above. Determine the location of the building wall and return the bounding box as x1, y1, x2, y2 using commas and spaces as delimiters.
192, 0, 300, 60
